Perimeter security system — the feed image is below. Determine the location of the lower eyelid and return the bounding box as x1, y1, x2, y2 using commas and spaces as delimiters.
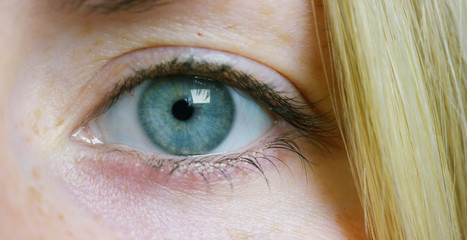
66, 125, 297, 192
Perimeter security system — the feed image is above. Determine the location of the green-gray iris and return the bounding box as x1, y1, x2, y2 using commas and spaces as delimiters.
138, 75, 235, 155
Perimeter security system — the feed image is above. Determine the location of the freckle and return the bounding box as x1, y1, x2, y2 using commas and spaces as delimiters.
56, 120, 64, 127
37, 207, 45, 217
20, 121, 24, 127
260, 5, 275, 17
58, 214, 65, 222
28, 187, 42, 204
32, 167, 41, 181
94, 40, 104, 46
32, 125, 39, 136
279, 33, 293, 44
77, 24, 95, 37
34, 109, 41, 120
85, 48, 92, 54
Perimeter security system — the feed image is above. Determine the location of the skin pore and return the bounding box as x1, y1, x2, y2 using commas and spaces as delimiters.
0, 0, 366, 239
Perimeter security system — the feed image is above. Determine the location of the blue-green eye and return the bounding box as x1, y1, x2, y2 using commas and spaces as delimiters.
138, 75, 234, 155
90, 73, 273, 156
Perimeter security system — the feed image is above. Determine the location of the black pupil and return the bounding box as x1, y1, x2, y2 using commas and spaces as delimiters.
172, 99, 194, 121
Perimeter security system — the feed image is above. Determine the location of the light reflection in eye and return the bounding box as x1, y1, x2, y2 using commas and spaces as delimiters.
191, 89, 211, 104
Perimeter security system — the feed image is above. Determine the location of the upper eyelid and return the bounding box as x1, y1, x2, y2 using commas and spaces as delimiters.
81, 47, 334, 139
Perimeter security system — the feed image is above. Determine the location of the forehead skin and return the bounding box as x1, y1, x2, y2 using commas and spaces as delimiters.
0, 0, 364, 239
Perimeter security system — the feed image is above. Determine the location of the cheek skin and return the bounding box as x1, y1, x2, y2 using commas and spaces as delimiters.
0, 147, 113, 239
0, 2, 99, 238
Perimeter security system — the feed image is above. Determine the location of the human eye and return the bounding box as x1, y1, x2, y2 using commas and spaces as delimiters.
81, 70, 273, 157
70, 47, 330, 189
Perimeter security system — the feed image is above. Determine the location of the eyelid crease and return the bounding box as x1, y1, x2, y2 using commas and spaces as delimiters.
96, 58, 335, 146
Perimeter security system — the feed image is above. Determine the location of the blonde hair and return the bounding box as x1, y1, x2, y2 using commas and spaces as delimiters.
321, 0, 467, 239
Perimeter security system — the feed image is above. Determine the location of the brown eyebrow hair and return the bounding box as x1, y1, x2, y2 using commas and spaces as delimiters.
68, 0, 171, 14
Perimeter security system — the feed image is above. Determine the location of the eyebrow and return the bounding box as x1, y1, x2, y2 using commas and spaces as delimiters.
69, 0, 171, 14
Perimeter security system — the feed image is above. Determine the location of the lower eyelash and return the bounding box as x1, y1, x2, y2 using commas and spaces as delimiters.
82, 130, 312, 190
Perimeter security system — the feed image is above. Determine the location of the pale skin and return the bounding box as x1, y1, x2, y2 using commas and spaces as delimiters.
0, 0, 366, 239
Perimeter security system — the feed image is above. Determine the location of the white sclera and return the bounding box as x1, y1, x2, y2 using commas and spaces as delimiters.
92, 81, 273, 156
